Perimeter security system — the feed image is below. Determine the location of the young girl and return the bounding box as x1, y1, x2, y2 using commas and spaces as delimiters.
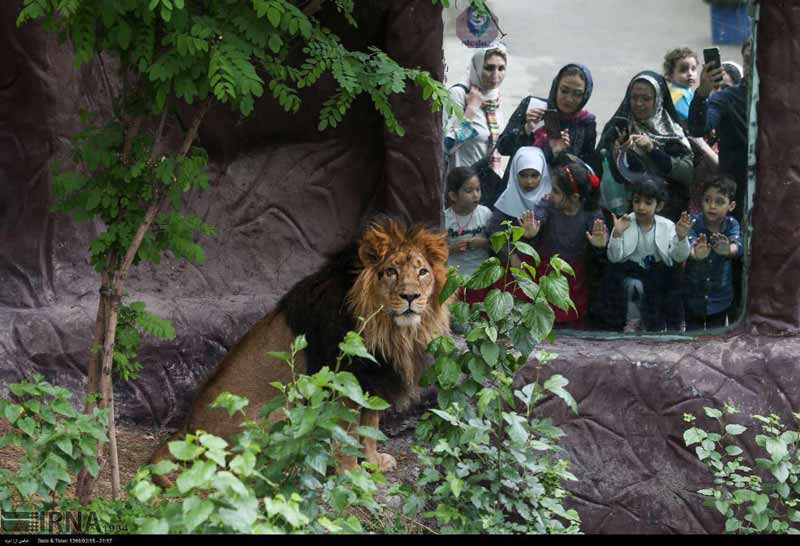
445, 167, 493, 301
488, 146, 553, 242
491, 152, 608, 328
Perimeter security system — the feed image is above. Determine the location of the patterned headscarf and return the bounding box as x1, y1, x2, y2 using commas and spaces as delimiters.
494, 146, 552, 217
627, 73, 691, 153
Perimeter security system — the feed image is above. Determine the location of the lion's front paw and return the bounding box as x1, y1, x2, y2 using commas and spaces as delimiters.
367, 451, 397, 472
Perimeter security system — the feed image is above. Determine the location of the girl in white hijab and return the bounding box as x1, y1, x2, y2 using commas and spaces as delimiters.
444, 43, 508, 177
493, 146, 552, 217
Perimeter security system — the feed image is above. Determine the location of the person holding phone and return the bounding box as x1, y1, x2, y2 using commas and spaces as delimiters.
497, 63, 600, 174
443, 44, 508, 178
687, 38, 752, 222
596, 71, 694, 223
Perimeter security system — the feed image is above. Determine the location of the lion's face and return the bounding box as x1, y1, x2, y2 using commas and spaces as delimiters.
353, 219, 449, 330
375, 249, 436, 327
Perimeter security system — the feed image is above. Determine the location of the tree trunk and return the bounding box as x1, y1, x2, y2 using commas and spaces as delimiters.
75, 99, 210, 504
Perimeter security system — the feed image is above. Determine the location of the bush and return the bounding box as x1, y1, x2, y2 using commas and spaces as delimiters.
127, 334, 392, 534
396, 222, 581, 533
684, 404, 800, 534
0, 375, 108, 514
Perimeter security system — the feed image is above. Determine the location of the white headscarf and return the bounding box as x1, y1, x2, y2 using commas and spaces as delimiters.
466, 43, 508, 102
494, 147, 552, 217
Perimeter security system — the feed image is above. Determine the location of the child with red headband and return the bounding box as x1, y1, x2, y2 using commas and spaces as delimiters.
489, 151, 607, 328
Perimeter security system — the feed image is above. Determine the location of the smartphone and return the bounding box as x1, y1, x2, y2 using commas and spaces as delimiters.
703, 47, 721, 69
544, 109, 561, 138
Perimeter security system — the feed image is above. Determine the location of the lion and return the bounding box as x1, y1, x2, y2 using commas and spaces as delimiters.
150, 218, 450, 475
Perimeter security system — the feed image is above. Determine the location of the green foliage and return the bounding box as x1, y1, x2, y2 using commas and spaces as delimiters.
17, 0, 460, 128
127, 333, 390, 533
401, 222, 581, 533
113, 301, 176, 381
684, 404, 800, 534
0, 375, 109, 513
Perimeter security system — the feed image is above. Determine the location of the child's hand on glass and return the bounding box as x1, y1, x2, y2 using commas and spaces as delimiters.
692, 233, 711, 260
519, 210, 540, 239
550, 129, 571, 154
676, 211, 694, 240
711, 233, 732, 256
525, 107, 545, 134
586, 218, 609, 248
610, 213, 631, 238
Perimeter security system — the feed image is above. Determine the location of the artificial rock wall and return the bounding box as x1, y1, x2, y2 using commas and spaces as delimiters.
2, 0, 800, 535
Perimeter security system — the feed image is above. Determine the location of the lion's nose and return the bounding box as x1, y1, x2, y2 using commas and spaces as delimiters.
400, 293, 420, 304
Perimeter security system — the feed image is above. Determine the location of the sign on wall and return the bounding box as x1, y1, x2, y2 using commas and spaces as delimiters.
456, 6, 499, 48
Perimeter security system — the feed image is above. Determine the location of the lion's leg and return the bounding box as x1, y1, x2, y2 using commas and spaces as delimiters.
335, 399, 360, 473
361, 409, 396, 472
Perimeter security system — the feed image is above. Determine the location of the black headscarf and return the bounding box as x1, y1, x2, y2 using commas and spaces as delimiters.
547, 63, 594, 117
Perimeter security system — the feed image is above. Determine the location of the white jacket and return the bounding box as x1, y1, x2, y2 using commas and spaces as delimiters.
607, 213, 690, 266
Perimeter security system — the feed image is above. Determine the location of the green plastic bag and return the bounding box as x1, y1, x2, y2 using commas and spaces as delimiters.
598, 150, 630, 216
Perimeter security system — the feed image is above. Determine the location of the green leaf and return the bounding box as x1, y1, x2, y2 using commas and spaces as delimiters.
440, 267, 463, 304
266, 7, 282, 27
437, 357, 461, 389
229, 452, 256, 477
704, 407, 723, 420
176, 460, 217, 494
725, 517, 741, 532
449, 300, 470, 325
183, 496, 214, 532
430, 409, 458, 426
168, 440, 204, 461
477, 388, 497, 417
548, 255, 574, 277
137, 517, 169, 534
683, 427, 706, 447
448, 475, 464, 499
150, 460, 178, 475
765, 437, 788, 461
524, 298, 556, 343
3, 404, 23, 424
490, 232, 507, 254
210, 392, 249, 417
132, 480, 158, 503
484, 289, 513, 322
513, 241, 540, 265
465, 258, 504, 290
268, 33, 282, 54
56, 438, 73, 457
543, 374, 578, 414
339, 331, 377, 363
725, 445, 743, 456
725, 424, 746, 436
480, 342, 499, 366
540, 275, 572, 312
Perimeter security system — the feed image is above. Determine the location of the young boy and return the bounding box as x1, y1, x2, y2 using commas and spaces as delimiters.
663, 47, 699, 122
607, 176, 692, 333
684, 177, 741, 330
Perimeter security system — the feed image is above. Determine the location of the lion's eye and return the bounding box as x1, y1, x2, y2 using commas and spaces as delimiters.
419, 268, 429, 276
385, 267, 398, 277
